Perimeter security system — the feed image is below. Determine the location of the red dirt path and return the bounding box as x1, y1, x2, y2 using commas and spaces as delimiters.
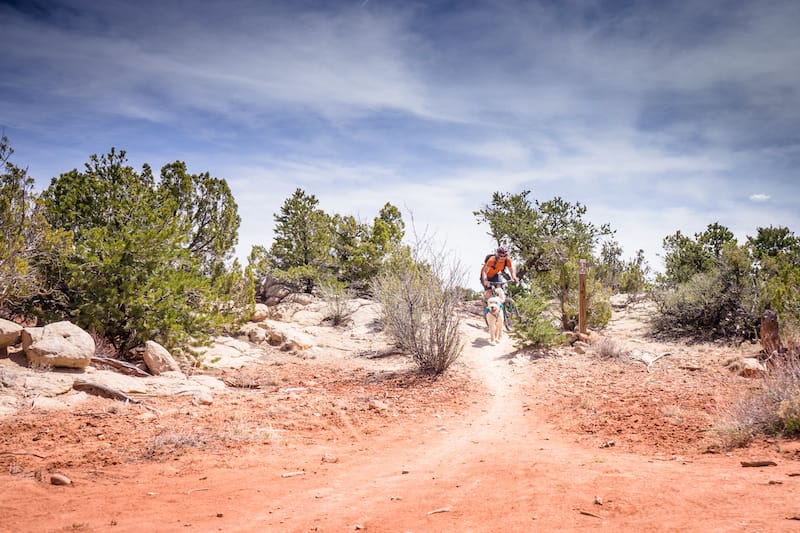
2, 304, 800, 532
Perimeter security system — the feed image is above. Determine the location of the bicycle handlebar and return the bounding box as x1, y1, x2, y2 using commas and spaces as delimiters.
486, 278, 517, 286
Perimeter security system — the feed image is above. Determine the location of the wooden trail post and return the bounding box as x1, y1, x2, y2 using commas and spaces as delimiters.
579, 259, 587, 334
760, 309, 784, 360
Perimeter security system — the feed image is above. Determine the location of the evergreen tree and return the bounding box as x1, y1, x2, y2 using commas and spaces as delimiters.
269, 188, 333, 293
330, 202, 406, 288
159, 161, 240, 275
748, 226, 800, 323
41, 149, 249, 354
0, 135, 68, 318
662, 223, 736, 285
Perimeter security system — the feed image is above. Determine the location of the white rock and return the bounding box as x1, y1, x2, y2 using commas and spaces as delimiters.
24, 321, 95, 369
0, 318, 23, 348
251, 303, 269, 322
142, 340, 183, 376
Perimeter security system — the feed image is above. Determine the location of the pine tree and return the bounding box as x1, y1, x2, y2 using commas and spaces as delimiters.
269, 188, 333, 293
41, 148, 250, 354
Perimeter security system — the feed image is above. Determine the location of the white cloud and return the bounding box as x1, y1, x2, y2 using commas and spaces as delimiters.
3, 0, 800, 284
749, 193, 771, 202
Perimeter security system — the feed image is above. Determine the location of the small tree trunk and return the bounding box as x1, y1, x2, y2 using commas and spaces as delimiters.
759, 309, 784, 361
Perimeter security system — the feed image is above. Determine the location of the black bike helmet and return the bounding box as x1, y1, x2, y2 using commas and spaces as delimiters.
496, 245, 508, 256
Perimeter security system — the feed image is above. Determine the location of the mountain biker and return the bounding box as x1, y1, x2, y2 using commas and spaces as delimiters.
481, 245, 518, 300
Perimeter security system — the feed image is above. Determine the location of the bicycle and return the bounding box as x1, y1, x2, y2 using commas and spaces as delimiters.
484, 280, 521, 332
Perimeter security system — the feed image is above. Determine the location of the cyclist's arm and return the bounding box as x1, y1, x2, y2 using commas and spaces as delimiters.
507, 259, 518, 283
480, 262, 491, 286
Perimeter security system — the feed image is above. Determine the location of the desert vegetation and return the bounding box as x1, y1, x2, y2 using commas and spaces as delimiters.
2, 135, 800, 442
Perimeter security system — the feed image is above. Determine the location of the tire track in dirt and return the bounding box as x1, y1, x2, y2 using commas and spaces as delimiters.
4, 312, 799, 532
255, 317, 544, 531
258, 315, 800, 532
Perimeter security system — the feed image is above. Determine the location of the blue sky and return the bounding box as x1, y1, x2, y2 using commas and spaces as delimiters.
2, 0, 799, 280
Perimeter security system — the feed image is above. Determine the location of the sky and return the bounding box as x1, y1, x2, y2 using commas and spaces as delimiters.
2, 0, 799, 282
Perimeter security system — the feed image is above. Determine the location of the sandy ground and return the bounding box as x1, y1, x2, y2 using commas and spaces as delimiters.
1, 299, 800, 532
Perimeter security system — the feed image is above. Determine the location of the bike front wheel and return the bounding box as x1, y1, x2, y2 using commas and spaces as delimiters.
503, 299, 518, 332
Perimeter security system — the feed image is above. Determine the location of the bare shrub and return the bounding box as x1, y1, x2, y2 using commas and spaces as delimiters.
90, 331, 117, 358
320, 281, 353, 327
594, 338, 628, 360
220, 366, 277, 389
714, 348, 800, 449
372, 236, 465, 374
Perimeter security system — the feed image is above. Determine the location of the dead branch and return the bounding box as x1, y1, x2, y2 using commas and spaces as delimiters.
631, 351, 673, 372
358, 348, 405, 359
646, 352, 672, 372
73, 379, 141, 403
0, 450, 47, 459
92, 356, 151, 377
741, 460, 777, 467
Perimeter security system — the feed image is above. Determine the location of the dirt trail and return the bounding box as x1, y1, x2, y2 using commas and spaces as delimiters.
2, 312, 800, 532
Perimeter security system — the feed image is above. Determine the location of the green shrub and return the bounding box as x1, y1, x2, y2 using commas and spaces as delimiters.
651, 269, 759, 340
510, 289, 562, 349
562, 276, 612, 331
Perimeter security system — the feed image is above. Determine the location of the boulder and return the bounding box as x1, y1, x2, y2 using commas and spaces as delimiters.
260, 320, 314, 351
77, 370, 149, 394
251, 303, 269, 322
24, 321, 95, 369
290, 308, 327, 326
194, 336, 264, 369
141, 340, 183, 376
727, 357, 767, 378
237, 323, 267, 344
287, 293, 315, 306
0, 318, 23, 351
21, 327, 44, 351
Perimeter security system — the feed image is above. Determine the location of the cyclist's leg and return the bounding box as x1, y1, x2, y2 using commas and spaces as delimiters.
487, 274, 502, 297
484, 274, 502, 327
483, 273, 499, 301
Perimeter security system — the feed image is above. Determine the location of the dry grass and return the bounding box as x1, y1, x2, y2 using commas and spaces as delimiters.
320, 282, 354, 327
144, 429, 213, 460
714, 348, 800, 449
223, 413, 284, 443
594, 338, 629, 360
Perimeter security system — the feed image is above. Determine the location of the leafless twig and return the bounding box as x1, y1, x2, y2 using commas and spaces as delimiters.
0, 450, 47, 459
